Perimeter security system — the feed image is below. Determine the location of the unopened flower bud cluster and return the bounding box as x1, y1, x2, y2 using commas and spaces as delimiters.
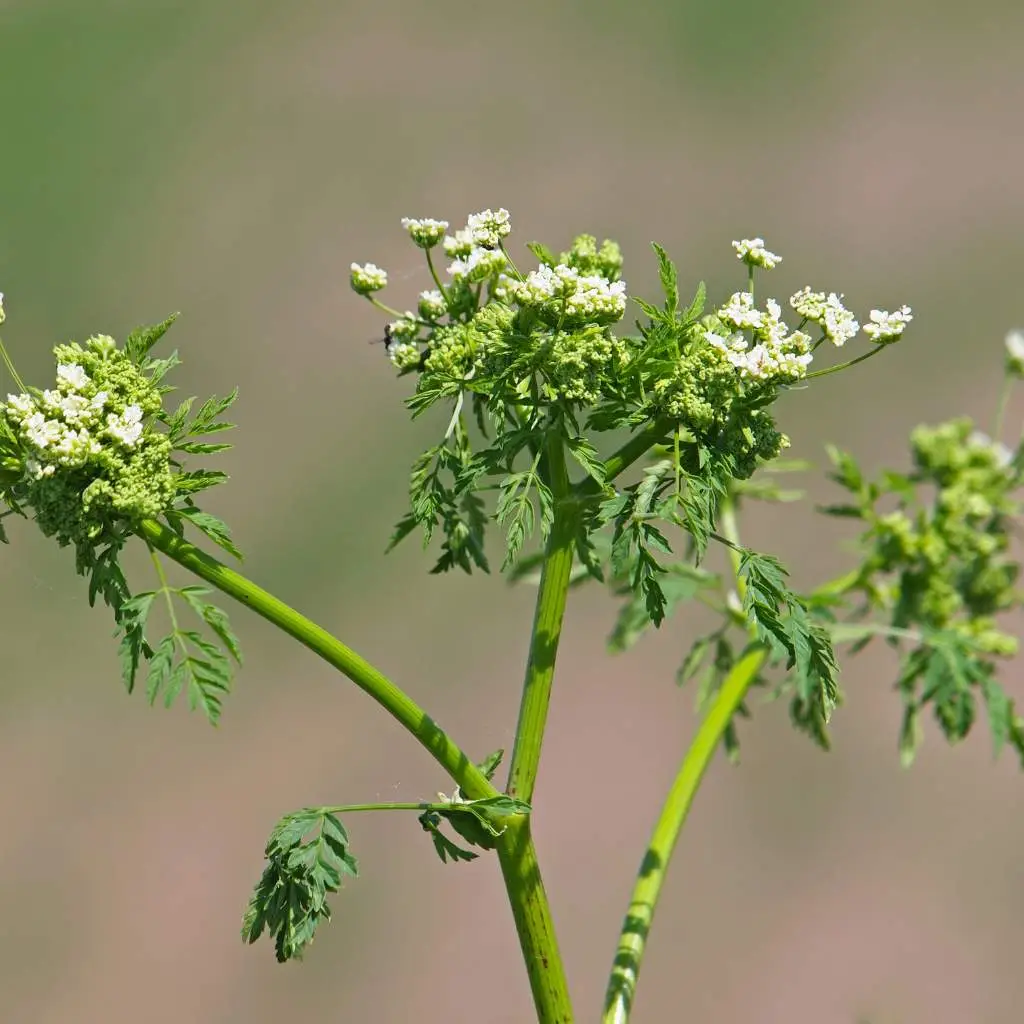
852, 417, 1021, 653
2, 335, 174, 546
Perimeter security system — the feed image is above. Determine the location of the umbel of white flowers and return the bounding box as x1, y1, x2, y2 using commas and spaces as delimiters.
1, 333, 174, 547
350, 209, 913, 393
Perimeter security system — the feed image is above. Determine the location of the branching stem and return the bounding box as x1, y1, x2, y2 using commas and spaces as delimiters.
136, 518, 498, 802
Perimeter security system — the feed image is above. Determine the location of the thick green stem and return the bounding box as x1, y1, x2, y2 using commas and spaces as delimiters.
602, 645, 768, 1024
136, 518, 497, 802
496, 817, 574, 1022
496, 427, 577, 1022
488, 416, 672, 1021
507, 428, 576, 803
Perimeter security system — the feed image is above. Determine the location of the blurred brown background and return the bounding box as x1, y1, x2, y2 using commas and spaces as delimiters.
1, 2, 1023, 1021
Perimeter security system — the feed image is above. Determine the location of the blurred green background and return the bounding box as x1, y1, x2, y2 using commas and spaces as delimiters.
1, 2, 1023, 1021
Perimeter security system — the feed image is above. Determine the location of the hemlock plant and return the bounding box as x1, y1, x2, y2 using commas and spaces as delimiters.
1, 210, 1021, 1023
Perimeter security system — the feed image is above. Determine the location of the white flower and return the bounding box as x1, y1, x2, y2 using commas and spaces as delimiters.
25, 458, 54, 479
57, 392, 92, 423
0, 292, 5, 325
387, 340, 421, 369
53, 426, 100, 464
862, 305, 912, 345
25, 412, 62, 449
448, 246, 508, 282
821, 293, 859, 347
56, 363, 90, 392
704, 308, 812, 383
418, 289, 447, 321
705, 330, 747, 354
733, 237, 782, 270
106, 404, 144, 447
790, 288, 859, 346
465, 208, 511, 248
1004, 329, 1024, 378
400, 217, 449, 249
91, 391, 108, 410
443, 228, 474, 259
349, 262, 388, 295
502, 263, 626, 323
387, 315, 420, 343
790, 287, 826, 321
5, 392, 35, 420
719, 291, 764, 330
967, 430, 1013, 469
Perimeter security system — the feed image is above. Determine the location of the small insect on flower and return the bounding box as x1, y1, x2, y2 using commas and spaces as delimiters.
368, 323, 397, 354
369, 325, 428, 371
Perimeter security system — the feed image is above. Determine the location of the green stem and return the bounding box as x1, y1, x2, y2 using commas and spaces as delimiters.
497, 426, 577, 1022
424, 249, 449, 302
0, 334, 27, 393
717, 495, 748, 607
314, 801, 476, 814
992, 374, 1013, 440
135, 518, 497, 803
602, 645, 768, 1024
802, 344, 883, 381
496, 817, 574, 1023
506, 428, 576, 802
577, 419, 673, 500
148, 545, 193, 665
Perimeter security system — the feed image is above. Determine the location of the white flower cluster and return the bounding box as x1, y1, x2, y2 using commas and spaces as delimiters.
387, 340, 420, 369
733, 237, 781, 270
436, 209, 514, 282
862, 305, 913, 345
350, 262, 388, 295
447, 245, 508, 282
400, 217, 449, 249
967, 430, 1013, 469
497, 263, 627, 323
384, 317, 423, 368
443, 229, 474, 259
790, 287, 860, 347
1006, 329, 1024, 378
418, 289, 447, 321
386, 316, 420, 343
719, 291, 765, 330
5, 353, 145, 480
711, 296, 812, 382
465, 208, 511, 248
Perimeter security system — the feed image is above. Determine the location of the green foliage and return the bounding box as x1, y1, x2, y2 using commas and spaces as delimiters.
373, 217, 811, 580
608, 562, 719, 653
819, 422, 1024, 764
12, 205, 1024, 1023
738, 550, 839, 748
242, 809, 359, 963
419, 794, 531, 865
0, 315, 245, 716
117, 582, 241, 725
418, 749, 531, 865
